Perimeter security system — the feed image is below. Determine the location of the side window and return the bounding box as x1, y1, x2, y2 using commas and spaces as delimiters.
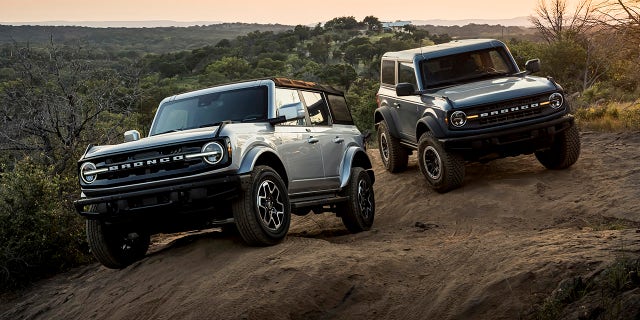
327, 94, 353, 125
398, 62, 417, 87
381, 60, 395, 86
275, 88, 307, 126
300, 91, 330, 126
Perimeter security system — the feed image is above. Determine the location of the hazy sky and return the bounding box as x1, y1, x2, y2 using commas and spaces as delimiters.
1, 0, 543, 24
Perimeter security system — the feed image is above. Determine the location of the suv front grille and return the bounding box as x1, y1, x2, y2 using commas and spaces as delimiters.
99, 144, 202, 180
82, 141, 215, 188
455, 93, 562, 130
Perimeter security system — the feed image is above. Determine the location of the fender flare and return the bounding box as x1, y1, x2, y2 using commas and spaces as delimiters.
374, 107, 401, 139
238, 146, 286, 176
416, 114, 446, 139
339, 146, 375, 188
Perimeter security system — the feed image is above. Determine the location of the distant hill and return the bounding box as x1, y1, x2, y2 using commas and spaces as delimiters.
0, 23, 293, 53
411, 16, 532, 27
1, 20, 224, 28
417, 23, 537, 41
0, 18, 536, 55
2, 17, 532, 29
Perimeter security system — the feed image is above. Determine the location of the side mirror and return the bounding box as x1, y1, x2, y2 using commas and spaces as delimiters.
395, 83, 416, 96
124, 130, 141, 142
525, 59, 541, 74
278, 102, 305, 121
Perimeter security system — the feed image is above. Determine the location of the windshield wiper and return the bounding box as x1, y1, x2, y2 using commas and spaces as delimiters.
154, 129, 182, 135
199, 122, 223, 128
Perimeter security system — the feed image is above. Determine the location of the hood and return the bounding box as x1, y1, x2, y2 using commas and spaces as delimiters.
435, 76, 558, 109
83, 126, 220, 159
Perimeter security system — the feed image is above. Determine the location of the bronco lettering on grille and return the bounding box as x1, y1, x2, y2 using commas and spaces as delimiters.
108, 155, 185, 172
478, 102, 540, 118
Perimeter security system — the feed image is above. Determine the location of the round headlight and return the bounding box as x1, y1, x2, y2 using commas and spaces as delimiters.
450, 111, 467, 127
80, 162, 97, 184
549, 93, 564, 109
201, 142, 224, 165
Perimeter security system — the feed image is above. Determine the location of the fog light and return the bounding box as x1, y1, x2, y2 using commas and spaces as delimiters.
450, 111, 467, 127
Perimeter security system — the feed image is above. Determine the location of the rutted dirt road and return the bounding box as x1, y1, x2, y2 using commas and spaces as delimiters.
1, 131, 639, 319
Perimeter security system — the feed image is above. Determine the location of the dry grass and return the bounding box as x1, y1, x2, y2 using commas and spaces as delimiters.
574, 101, 640, 131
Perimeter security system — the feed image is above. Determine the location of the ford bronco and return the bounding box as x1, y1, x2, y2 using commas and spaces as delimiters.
74, 78, 375, 268
375, 39, 580, 192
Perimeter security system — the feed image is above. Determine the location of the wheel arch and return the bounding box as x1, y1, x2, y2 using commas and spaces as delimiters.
416, 113, 445, 140
238, 147, 289, 187
374, 107, 401, 138
340, 146, 375, 188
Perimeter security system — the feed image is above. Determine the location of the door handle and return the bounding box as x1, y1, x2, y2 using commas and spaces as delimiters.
333, 137, 344, 143
307, 137, 319, 144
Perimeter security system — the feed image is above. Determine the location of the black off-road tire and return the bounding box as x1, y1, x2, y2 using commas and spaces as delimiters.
377, 120, 408, 173
233, 165, 291, 246
86, 218, 150, 269
417, 132, 465, 193
337, 167, 375, 233
535, 124, 581, 169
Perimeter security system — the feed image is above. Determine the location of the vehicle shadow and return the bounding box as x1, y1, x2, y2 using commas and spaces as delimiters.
147, 228, 244, 256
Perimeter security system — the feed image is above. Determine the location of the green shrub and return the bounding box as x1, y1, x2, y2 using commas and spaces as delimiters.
0, 160, 90, 290
346, 77, 379, 134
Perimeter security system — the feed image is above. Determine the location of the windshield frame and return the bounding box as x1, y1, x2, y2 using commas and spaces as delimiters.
148, 85, 269, 136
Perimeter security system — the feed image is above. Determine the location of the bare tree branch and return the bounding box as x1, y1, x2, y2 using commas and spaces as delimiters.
0, 40, 142, 173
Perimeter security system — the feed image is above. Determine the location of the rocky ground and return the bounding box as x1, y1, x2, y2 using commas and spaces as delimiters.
1, 131, 639, 320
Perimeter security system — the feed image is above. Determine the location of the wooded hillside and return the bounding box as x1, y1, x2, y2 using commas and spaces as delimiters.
1, 0, 639, 295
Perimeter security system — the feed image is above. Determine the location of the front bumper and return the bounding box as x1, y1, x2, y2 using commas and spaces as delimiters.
74, 174, 248, 219
440, 115, 574, 158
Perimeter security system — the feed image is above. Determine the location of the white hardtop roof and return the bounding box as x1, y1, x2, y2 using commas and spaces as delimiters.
382, 39, 506, 61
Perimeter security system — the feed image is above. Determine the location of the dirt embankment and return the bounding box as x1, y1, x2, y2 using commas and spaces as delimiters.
1, 131, 639, 320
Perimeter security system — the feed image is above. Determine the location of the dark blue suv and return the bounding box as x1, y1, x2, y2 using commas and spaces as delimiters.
375, 39, 580, 192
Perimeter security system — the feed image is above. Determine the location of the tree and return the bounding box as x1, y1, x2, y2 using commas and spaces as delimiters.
529, 0, 595, 43
324, 16, 361, 30
0, 42, 141, 174
596, 0, 640, 45
293, 25, 311, 41
307, 36, 332, 64
202, 56, 252, 82
362, 16, 382, 32
314, 64, 357, 91
215, 39, 231, 48
346, 77, 378, 133
403, 24, 418, 33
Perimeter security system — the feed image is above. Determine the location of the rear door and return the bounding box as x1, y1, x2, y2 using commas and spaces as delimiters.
299, 91, 355, 190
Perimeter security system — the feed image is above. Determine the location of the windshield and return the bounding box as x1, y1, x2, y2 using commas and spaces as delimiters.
150, 86, 268, 135
420, 48, 517, 89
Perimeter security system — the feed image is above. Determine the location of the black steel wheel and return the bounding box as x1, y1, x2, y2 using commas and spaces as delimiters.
377, 120, 408, 173
337, 167, 375, 233
535, 124, 581, 169
86, 218, 150, 269
417, 132, 465, 193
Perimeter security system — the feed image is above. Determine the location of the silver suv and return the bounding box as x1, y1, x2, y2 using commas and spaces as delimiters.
74, 78, 375, 268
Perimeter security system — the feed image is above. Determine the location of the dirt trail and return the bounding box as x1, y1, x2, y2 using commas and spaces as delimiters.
1, 131, 639, 320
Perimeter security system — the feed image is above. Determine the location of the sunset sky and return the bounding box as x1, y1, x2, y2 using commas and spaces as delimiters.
1, 0, 545, 25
